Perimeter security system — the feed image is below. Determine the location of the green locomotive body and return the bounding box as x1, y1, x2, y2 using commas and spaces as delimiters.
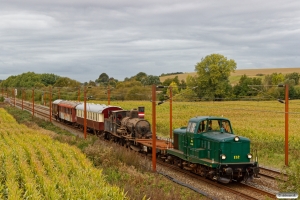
166, 116, 259, 183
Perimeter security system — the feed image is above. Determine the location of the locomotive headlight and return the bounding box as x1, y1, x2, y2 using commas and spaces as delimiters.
220, 154, 226, 160
234, 136, 240, 142
247, 153, 252, 159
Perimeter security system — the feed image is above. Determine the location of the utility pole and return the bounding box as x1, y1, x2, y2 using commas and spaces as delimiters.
84, 87, 87, 139
152, 85, 156, 172
32, 89, 35, 118
169, 86, 172, 139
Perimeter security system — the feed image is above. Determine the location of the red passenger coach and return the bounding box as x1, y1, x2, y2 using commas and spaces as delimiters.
52, 99, 63, 120
76, 103, 122, 134
58, 101, 81, 123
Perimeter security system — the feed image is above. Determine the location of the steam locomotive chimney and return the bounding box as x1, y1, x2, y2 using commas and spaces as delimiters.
129, 108, 138, 118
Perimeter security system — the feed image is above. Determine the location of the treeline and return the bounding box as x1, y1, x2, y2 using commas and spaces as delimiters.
160, 72, 183, 77
0, 72, 162, 102
0, 72, 81, 88
1, 54, 300, 102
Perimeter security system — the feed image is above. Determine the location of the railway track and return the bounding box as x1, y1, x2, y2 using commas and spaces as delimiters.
156, 159, 277, 200
7, 98, 280, 199
259, 166, 288, 182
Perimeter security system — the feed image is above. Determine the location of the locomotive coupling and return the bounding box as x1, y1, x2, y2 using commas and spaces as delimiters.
252, 166, 260, 178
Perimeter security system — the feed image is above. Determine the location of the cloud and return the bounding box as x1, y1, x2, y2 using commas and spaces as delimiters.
0, 0, 299, 82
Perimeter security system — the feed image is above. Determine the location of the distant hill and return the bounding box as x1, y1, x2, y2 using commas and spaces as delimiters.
159, 68, 300, 85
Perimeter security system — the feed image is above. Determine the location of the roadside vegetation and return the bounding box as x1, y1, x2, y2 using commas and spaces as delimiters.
2, 105, 204, 200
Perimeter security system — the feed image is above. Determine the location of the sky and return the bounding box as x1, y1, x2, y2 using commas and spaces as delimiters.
1, 0, 300, 83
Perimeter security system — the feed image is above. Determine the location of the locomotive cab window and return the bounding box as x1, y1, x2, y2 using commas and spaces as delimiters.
207, 120, 220, 131
222, 120, 232, 133
197, 120, 207, 133
187, 122, 196, 133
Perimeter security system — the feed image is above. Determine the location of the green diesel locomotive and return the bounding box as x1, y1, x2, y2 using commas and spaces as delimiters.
165, 116, 259, 183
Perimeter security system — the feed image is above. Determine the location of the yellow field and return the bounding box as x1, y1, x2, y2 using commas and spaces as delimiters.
97, 100, 300, 168
160, 67, 300, 84
0, 108, 126, 199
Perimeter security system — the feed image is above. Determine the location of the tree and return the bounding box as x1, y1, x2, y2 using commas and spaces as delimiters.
272, 73, 285, 85
264, 73, 285, 86
233, 75, 262, 97
194, 54, 236, 100
174, 88, 198, 101
53, 77, 81, 88
285, 72, 300, 85
88, 80, 96, 86
40, 73, 60, 86
135, 72, 147, 82
126, 86, 151, 100
141, 75, 161, 86
166, 81, 179, 97
108, 77, 118, 88
95, 73, 109, 84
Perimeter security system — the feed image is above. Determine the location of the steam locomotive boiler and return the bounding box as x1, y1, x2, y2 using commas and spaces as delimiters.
104, 108, 152, 149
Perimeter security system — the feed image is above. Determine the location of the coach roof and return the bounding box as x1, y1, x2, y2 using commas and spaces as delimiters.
58, 101, 81, 108
52, 99, 64, 105
75, 103, 121, 113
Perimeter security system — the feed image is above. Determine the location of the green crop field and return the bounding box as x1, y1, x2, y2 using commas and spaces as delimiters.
95, 100, 300, 169
0, 108, 126, 199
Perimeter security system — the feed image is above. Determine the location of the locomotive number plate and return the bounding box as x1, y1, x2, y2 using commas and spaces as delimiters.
233, 155, 240, 159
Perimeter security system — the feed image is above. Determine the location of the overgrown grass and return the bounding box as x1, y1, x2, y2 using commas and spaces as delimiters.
3, 104, 204, 200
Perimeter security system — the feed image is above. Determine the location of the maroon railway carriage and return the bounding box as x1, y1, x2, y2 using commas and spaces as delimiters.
57, 100, 82, 123
75, 103, 122, 134
52, 99, 64, 120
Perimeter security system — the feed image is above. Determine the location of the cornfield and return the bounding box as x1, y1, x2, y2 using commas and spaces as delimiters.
0, 108, 126, 199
